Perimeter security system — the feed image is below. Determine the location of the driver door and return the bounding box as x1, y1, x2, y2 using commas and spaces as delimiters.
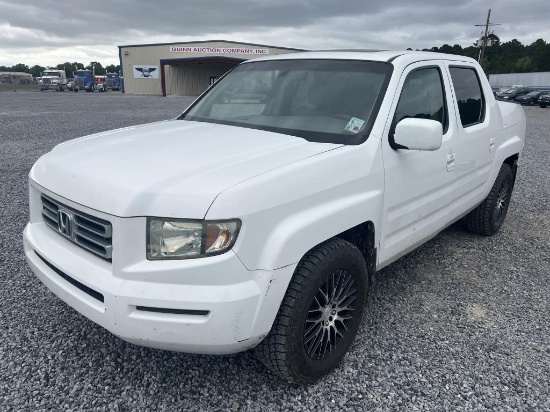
379, 62, 458, 267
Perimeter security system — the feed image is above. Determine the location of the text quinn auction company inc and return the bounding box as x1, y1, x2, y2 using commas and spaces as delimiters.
170, 46, 270, 55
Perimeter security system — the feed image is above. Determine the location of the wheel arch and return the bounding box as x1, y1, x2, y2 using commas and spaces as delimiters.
286, 220, 377, 299
503, 153, 519, 185
334, 221, 376, 295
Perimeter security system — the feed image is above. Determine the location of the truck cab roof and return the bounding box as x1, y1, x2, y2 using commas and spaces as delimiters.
249, 49, 478, 67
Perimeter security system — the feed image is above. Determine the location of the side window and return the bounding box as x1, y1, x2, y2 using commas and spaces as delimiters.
392, 67, 447, 137
449, 67, 485, 127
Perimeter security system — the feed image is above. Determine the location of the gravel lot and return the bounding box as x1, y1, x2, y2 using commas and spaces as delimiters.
1, 91, 549, 411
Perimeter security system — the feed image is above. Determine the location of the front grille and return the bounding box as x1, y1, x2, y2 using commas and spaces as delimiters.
41, 194, 113, 261
75, 78, 85, 86
42, 78, 51, 85
106, 80, 114, 87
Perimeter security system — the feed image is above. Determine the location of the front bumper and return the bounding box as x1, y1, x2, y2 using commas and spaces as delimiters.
23, 189, 295, 354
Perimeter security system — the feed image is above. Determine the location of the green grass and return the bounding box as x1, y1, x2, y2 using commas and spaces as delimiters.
0, 84, 41, 92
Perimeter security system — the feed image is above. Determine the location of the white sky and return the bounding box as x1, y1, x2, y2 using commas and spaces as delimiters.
1, 0, 550, 67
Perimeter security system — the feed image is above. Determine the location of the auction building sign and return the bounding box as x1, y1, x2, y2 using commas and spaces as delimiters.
170, 46, 269, 55
133, 65, 159, 79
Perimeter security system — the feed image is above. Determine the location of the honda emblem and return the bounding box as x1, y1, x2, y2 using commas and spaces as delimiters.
57, 210, 72, 237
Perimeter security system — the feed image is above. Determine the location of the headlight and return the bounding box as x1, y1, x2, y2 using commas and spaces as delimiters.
147, 218, 241, 260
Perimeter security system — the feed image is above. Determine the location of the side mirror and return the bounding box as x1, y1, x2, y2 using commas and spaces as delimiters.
394, 118, 443, 151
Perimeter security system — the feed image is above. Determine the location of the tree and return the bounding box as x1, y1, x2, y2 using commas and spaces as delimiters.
11, 63, 30, 73
56, 62, 85, 78
515, 56, 534, 72
29, 65, 46, 77
86, 61, 105, 75
104, 64, 121, 74
528, 38, 550, 72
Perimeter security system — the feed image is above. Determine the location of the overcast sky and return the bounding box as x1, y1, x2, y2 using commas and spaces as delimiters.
2, 0, 550, 67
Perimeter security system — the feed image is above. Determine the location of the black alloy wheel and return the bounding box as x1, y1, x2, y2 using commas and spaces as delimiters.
304, 269, 358, 360
255, 238, 368, 384
465, 163, 514, 236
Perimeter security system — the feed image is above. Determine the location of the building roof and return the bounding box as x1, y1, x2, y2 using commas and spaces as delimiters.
118, 39, 306, 52
0, 71, 33, 77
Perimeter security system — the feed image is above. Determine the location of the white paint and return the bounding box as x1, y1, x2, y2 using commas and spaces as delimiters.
25, 50, 526, 354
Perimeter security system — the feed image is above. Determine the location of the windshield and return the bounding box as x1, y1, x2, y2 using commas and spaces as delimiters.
43, 72, 60, 77
107, 74, 117, 78
181, 59, 393, 145
503, 88, 518, 94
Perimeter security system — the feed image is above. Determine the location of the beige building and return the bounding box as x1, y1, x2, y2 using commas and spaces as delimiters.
118, 40, 304, 96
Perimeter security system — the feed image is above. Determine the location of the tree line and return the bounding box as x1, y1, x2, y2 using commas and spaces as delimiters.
2, 35, 550, 76
0, 61, 121, 78
417, 35, 550, 74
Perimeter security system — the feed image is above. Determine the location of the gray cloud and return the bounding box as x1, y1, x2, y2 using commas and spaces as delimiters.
1, 0, 549, 66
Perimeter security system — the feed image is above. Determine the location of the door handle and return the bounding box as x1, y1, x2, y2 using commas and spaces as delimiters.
489, 137, 495, 152
446, 151, 456, 172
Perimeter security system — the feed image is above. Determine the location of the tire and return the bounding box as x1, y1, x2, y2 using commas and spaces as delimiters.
540, 105, 547, 108
465, 163, 514, 236
255, 238, 368, 384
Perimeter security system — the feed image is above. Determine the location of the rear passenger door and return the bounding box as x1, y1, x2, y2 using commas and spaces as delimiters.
379, 62, 459, 267
446, 64, 495, 211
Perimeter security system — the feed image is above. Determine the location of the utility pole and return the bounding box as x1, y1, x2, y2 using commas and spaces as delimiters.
479, 9, 491, 64
475, 9, 501, 66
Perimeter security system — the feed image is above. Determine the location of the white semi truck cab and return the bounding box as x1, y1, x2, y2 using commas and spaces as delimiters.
40, 69, 67, 92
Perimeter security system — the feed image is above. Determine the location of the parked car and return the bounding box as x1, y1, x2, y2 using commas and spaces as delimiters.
538, 92, 550, 108
495, 86, 535, 101
515, 90, 549, 105
24, 50, 526, 384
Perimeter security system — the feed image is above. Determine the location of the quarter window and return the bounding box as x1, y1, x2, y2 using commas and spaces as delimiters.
449, 67, 485, 127
392, 67, 447, 135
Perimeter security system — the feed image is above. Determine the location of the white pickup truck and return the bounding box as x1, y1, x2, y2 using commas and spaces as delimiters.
24, 50, 525, 384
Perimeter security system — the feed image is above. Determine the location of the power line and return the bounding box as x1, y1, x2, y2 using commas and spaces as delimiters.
492, 0, 550, 12
498, 14, 550, 24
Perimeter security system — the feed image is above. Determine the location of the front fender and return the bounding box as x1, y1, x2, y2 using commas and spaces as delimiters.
206, 138, 384, 271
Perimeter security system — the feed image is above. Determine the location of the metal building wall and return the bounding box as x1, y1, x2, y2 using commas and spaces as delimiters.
120, 40, 301, 96
168, 63, 237, 96
489, 72, 550, 88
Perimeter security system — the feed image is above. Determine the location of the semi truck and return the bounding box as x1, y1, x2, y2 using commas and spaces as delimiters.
40, 70, 67, 91
105, 72, 122, 91
72, 69, 95, 92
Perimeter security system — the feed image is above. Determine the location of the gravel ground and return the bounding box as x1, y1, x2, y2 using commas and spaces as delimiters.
1, 92, 549, 411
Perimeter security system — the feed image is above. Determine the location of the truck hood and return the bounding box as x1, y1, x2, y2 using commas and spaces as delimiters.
30, 120, 340, 218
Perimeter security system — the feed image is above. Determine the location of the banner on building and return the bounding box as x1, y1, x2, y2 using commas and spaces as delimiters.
170, 46, 269, 55
133, 65, 159, 79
